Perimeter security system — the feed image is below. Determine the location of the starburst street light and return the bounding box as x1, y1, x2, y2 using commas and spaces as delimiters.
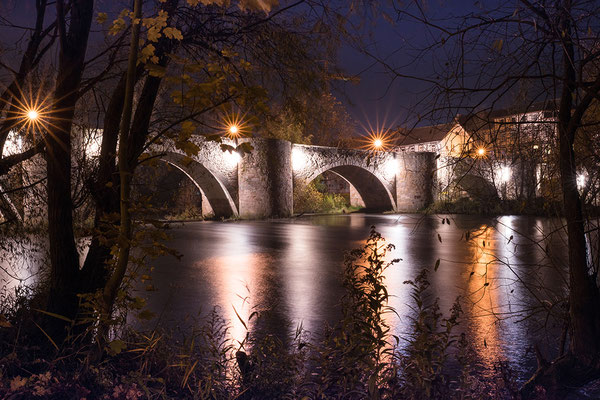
220, 111, 249, 139
358, 127, 394, 153
476, 147, 486, 157
228, 124, 239, 136
27, 109, 39, 122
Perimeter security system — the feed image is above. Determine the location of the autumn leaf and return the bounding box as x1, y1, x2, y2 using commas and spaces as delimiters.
147, 26, 161, 42
238, 0, 278, 13
163, 26, 183, 40
181, 120, 196, 136
179, 141, 200, 157
10, 376, 27, 391
139, 44, 158, 63
492, 39, 503, 52
146, 63, 166, 77
96, 12, 108, 24
109, 17, 126, 35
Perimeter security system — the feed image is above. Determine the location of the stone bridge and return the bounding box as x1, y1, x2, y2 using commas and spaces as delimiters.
155, 137, 436, 219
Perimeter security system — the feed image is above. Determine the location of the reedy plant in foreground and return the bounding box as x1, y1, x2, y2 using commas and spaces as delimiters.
311, 227, 401, 399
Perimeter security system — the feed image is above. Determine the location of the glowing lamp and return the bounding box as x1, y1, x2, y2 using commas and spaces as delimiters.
373, 138, 383, 149
476, 147, 486, 157
26, 109, 39, 121
577, 174, 586, 190
228, 125, 239, 136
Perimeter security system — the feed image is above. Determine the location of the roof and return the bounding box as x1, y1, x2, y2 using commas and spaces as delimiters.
396, 123, 455, 146
485, 100, 557, 119
394, 99, 558, 147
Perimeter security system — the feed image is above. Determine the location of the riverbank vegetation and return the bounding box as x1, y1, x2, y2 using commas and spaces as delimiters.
1, 228, 522, 399
424, 198, 571, 217
293, 177, 357, 215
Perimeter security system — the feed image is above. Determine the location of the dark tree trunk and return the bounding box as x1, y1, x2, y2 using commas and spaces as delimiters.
80, 35, 172, 297
45, 0, 93, 340
554, 1, 600, 365
78, 74, 126, 294
521, 2, 600, 397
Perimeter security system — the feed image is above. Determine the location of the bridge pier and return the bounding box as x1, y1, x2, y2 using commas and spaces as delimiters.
396, 152, 436, 211
238, 138, 293, 218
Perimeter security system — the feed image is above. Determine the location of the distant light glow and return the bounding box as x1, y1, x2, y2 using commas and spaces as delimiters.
499, 166, 511, 183
220, 111, 249, 138
7, 84, 54, 138
476, 147, 486, 157
358, 126, 394, 153
292, 147, 308, 170
577, 173, 586, 190
533, 144, 539, 150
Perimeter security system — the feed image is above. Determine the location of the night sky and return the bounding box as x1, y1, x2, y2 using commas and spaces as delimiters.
1, 0, 485, 131
336, 0, 485, 131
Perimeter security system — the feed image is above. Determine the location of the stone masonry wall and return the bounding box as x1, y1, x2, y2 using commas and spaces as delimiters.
238, 138, 293, 218
396, 152, 436, 211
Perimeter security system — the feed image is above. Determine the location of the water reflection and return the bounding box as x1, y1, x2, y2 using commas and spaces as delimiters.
1, 214, 573, 379
0, 237, 45, 294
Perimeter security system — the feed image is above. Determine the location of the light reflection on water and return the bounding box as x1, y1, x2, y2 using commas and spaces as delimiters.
135, 214, 571, 378
2, 214, 572, 379
0, 238, 45, 295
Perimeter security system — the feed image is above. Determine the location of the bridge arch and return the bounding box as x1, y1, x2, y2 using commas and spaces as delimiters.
452, 174, 499, 203
300, 163, 395, 212
160, 152, 238, 218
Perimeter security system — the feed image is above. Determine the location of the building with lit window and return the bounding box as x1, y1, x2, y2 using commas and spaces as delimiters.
395, 102, 559, 203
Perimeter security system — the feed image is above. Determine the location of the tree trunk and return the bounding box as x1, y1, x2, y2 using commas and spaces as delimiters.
78, 74, 126, 294
521, 2, 600, 396
45, 0, 94, 341
101, 0, 142, 326
556, 0, 600, 366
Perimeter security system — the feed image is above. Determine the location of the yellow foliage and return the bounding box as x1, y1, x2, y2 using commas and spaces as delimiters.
96, 12, 108, 24
163, 26, 183, 40
181, 121, 196, 136
109, 17, 126, 35
238, 0, 278, 13
139, 44, 158, 64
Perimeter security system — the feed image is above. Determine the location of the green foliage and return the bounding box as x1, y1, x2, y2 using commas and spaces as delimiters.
235, 319, 308, 399
398, 270, 462, 399
310, 227, 401, 399
293, 179, 350, 214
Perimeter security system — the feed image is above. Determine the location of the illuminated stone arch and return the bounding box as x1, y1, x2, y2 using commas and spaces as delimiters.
291, 144, 397, 212
311, 165, 395, 211
160, 152, 239, 218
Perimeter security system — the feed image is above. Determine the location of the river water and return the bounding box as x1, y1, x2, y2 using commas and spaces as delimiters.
129, 213, 570, 380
